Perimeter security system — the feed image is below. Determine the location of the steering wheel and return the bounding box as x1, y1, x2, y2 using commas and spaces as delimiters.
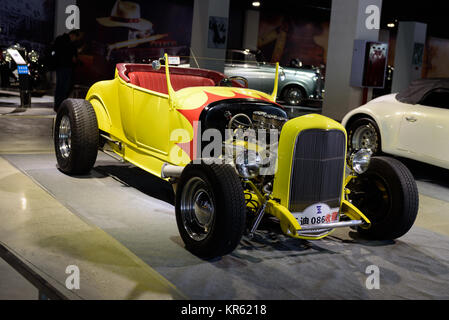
229, 76, 248, 88
219, 76, 249, 88
228, 113, 253, 130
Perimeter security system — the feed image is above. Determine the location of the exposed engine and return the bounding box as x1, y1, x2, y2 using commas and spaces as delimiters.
223, 111, 289, 198
196, 101, 289, 198
251, 111, 288, 131
226, 110, 288, 133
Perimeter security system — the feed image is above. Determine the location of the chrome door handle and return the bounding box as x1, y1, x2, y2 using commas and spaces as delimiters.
406, 116, 417, 122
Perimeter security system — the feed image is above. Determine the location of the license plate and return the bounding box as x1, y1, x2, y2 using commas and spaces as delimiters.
293, 203, 339, 227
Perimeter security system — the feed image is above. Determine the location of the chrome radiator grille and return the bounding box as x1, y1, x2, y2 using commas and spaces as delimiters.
289, 129, 346, 213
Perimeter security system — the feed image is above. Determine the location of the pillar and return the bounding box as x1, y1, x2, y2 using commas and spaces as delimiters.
242, 10, 260, 51
322, 0, 382, 121
391, 22, 427, 93
190, 0, 231, 72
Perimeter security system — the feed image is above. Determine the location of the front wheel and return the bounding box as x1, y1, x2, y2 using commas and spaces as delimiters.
283, 86, 305, 106
347, 117, 381, 155
348, 157, 419, 240
175, 163, 246, 258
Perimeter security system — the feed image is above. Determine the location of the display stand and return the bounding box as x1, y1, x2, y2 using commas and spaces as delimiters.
18, 66, 31, 108
7, 49, 31, 108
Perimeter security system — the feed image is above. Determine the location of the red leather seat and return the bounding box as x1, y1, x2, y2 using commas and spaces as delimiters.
128, 71, 215, 94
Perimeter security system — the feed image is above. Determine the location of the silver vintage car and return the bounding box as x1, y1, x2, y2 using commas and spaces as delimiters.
224, 49, 324, 106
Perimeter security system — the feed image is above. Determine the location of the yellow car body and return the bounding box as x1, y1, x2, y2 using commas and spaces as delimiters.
84, 55, 370, 241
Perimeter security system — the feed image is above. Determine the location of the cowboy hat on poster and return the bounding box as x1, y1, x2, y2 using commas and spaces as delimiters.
97, 0, 153, 32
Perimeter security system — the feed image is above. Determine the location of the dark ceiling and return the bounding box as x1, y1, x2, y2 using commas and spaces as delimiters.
235, 0, 449, 39
381, 0, 449, 38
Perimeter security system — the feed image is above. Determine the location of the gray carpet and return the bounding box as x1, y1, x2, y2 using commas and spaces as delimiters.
4, 153, 449, 300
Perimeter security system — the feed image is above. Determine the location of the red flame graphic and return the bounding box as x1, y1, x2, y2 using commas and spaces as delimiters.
176, 90, 279, 160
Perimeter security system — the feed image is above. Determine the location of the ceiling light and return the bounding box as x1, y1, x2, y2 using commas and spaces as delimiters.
252, 1, 261, 7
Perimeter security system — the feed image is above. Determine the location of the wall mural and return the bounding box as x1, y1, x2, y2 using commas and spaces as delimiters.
257, 12, 329, 70
423, 37, 449, 78
77, 0, 194, 85
258, 11, 449, 83
2, 0, 447, 86
385, 34, 449, 80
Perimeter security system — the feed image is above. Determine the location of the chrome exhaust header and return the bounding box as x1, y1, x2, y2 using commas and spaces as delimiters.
161, 163, 184, 179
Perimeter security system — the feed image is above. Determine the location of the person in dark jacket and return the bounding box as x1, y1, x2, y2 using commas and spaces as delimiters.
53, 29, 84, 111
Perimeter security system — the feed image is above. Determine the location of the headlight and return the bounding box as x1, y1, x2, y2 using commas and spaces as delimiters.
235, 150, 261, 179
349, 149, 372, 174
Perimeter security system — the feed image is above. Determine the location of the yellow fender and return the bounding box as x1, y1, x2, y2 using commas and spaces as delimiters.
88, 96, 112, 132
266, 200, 301, 235
244, 180, 300, 236
341, 199, 371, 226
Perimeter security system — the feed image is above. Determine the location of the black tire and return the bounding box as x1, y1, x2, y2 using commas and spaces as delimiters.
347, 117, 382, 155
54, 99, 99, 175
282, 86, 305, 106
175, 163, 246, 258
348, 157, 419, 240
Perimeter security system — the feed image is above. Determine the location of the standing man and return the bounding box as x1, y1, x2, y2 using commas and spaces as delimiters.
53, 29, 84, 112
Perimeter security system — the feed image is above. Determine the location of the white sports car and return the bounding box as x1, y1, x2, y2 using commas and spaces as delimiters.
342, 79, 449, 170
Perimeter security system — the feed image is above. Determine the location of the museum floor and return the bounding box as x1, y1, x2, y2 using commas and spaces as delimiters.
1, 95, 449, 300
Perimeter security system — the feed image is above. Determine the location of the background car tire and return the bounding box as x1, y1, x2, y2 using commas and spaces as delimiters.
282, 86, 305, 106
347, 117, 381, 155
54, 99, 99, 175
349, 157, 419, 240
175, 163, 246, 258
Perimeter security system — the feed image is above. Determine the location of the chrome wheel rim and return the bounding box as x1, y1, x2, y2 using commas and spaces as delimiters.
180, 177, 215, 241
352, 124, 378, 153
286, 89, 302, 105
58, 115, 72, 159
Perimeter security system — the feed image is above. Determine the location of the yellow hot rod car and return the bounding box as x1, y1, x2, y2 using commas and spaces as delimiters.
54, 55, 419, 258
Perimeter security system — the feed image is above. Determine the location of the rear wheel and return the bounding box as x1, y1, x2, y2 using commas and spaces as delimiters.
54, 99, 99, 175
348, 157, 419, 240
175, 163, 246, 258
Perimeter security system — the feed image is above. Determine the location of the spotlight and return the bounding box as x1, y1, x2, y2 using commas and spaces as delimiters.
387, 23, 395, 28
252, 1, 261, 7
